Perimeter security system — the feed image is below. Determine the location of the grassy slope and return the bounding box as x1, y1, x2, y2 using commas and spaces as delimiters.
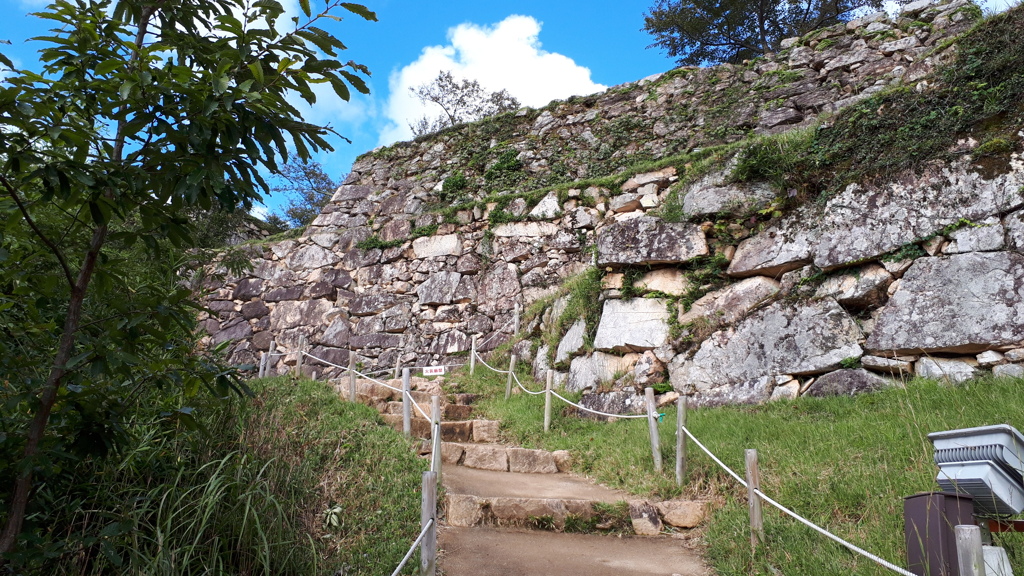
449, 365, 1024, 575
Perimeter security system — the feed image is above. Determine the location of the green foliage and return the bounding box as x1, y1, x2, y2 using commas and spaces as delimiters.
410, 224, 439, 238
2, 377, 425, 574
440, 171, 469, 202
0, 0, 376, 557
882, 242, 927, 262
408, 71, 521, 137
839, 356, 861, 369
643, 0, 890, 66
484, 148, 524, 189
975, 136, 1014, 156
271, 160, 342, 228
356, 235, 405, 250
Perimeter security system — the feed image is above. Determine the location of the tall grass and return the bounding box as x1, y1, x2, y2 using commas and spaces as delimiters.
451, 359, 1024, 575
7, 377, 426, 575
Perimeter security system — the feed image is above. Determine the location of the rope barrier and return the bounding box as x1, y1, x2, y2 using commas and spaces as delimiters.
389, 518, 434, 576
679, 426, 916, 576
477, 316, 516, 349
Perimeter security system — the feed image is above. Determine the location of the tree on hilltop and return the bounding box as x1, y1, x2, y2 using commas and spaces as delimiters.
271, 160, 342, 228
643, 0, 902, 66
409, 71, 521, 137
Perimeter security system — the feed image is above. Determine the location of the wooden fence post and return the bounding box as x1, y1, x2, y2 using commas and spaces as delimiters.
420, 471, 437, 576
294, 335, 307, 377
676, 396, 687, 486
505, 354, 517, 400
645, 387, 663, 473
266, 340, 277, 377
469, 335, 477, 376
393, 353, 402, 380
258, 351, 266, 378
513, 303, 521, 336
348, 351, 356, 402
956, 525, 987, 576
431, 396, 442, 483
543, 370, 553, 433
402, 368, 412, 437
746, 449, 765, 552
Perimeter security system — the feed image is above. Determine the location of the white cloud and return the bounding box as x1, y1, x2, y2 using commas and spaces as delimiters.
379, 15, 606, 145
250, 204, 271, 221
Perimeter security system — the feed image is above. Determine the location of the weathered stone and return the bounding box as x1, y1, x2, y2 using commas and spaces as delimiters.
439, 421, 474, 443
380, 218, 411, 242
679, 276, 780, 326
472, 420, 500, 443
349, 293, 399, 316
915, 357, 978, 383
456, 253, 483, 274
861, 355, 913, 376
445, 494, 484, 527
770, 381, 801, 401
305, 281, 336, 300
944, 216, 1004, 253
578, 391, 645, 420
476, 264, 522, 316
306, 346, 349, 368
805, 369, 889, 397
555, 319, 586, 364
331, 184, 372, 202
412, 234, 462, 258
593, 298, 671, 352
566, 207, 597, 229
634, 351, 667, 386
417, 271, 463, 305
508, 448, 559, 474
690, 376, 774, 407
596, 216, 708, 267
350, 333, 401, 349
621, 167, 676, 192
728, 224, 815, 278
629, 501, 663, 536
655, 501, 706, 528
976, 350, 1005, 367
1006, 348, 1024, 362
287, 244, 340, 271
492, 222, 559, 237
636, 269, 691, 296
993, 364, 1024, 378
240, 300, 270, 319
529, 191, 563, 219
430, 330, 471, 354
610, 192, 642, 213
251, 330, 274, 350
867, 253, 1024, 354
462, 444, 509, 471
759, 107, 804, 129
212, 318, 252, 345
233, 278, 264, 300
814, 264, 893, 308
680, 164, 775, 218
673, 298, 863, 392
440, 443, 466, 464
880, 36, 921, 54
567, 352, 640, 393
269, 299, 333, 330
317, 319, 351, 348
552, 450, 573, 472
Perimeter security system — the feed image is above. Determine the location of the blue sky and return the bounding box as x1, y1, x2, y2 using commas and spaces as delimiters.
0, 0, 1015, 217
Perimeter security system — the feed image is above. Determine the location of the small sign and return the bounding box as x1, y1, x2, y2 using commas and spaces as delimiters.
422, 366, 446, 376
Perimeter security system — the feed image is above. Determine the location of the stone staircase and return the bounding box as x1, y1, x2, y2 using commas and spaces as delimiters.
333, 375, 710, 575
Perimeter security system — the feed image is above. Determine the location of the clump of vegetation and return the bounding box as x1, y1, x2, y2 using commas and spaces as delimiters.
356, 235, 405, 250
440, 171, 469, 202
484, 148, 524, 189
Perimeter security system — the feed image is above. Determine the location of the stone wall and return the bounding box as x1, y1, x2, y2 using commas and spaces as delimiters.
202, 0, 1024, 409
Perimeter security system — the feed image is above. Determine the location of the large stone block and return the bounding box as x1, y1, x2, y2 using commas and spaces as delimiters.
417, 271, 463, 305
673, 298, 863, 392
679, 276, 780, 326
727, 224, 815, 278
555, 319, 586, 363
269, 299, 333, 330
492, 222, 559, 237
804, 369, 890, 397
680, 163, 775, 218
476, 264, 522, 316
593, 298, 671, 352
567, 351, 640, 392
286, 244, 340, 271
596, 216, 708, 267
462, 444, 509, 471
867, 253, 1024, 354
507, 448, 559, 474
814, 264, 893, 308
412, 234, 463, 258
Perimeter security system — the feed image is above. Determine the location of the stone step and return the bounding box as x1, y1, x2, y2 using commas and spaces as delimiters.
439, 443, 571, 474
382, 400, 474, 420
380, 415, 500, 443
442, 466, 707, 534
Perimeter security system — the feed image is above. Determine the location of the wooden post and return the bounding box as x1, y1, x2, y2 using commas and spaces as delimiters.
505, 354, 517, 400
294, 335, 307, 377
393, 353, 402, 380
513, 303, 521, 335
266, 340, 277, 377
402, 368, 412, 437
257, 351, 266, 378
431, 396, 442, 482
543, 370, 553, 433
676, 396, 687, 486
420, 471, 437, 576
469, 335, 477, 376
956, 525, 987, 576
348, 351, 356, 402
645, 387, 663, 473
745, 449, 765, 551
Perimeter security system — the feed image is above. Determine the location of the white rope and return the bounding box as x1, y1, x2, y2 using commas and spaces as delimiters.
511, 372, 546, 396
474, 350, 510, 374
389, 518, 434, 576
550, 390, 648, 420
302, 351, 433, 419
477, 316, 515, 349
680, 426, 915, 576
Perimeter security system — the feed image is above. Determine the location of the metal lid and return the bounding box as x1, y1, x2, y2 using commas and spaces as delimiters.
927, 424, 1024, 444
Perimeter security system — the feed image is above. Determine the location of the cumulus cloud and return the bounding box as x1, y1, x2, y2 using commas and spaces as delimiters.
379, 15, 606, 145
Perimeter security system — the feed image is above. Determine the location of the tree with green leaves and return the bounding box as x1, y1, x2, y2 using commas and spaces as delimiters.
643, 0, 898, 66
271, 160, 342, 227
0, 0, 375, 560
409, 70, 521, 137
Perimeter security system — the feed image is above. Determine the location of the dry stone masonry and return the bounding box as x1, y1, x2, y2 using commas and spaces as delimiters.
202, 0, 1024, 410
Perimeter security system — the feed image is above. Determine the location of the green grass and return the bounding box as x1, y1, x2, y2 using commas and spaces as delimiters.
14, 377, 427, 575
447, 361, 1024, 575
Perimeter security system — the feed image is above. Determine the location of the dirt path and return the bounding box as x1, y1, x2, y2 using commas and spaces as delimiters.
439, 526, 709, 576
